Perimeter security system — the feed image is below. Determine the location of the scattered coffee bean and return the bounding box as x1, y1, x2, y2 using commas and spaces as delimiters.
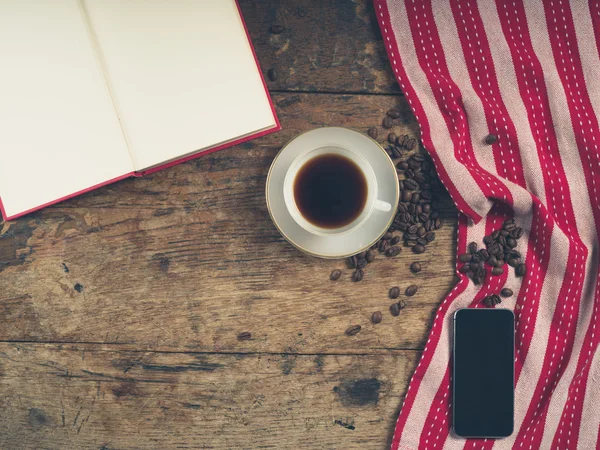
383, 232, 393, 240
410, 262, 422, 273
379, 239, 390, 253
484, 134, 498, 145
398, 299, 407, 309
386, 246, 401, 257
459, 264, 471, 273
388, 133, 397, 144
468, 242, 478, 254
347, 256, 357, 269
484, 294, 501, 307
367, 127, 380, 140
404, 179, 418, 190
390, 302, 401, 316
508, 258, 519, 267
356, 258, 367, 269
389, 286, 401, 299
267, 68, 277, 81
515, 263, 527, 277
237, 332, 252, 341
459, 253, 472, 263
270, 24, 285, 34
357, 251, 367, 259
345, 325, 362, 336
390, 236, 400, 246
492, 266, 504, 276
372, 311, 383, 324
511, 227, 523, 239
352, 269, 364, 282
387, 108, 401, 119
397, 160, 409, 170
405, 285, 418, 296
501, 288, 513, 297
330, 269, 342, 281
366, 250, 376, 263
383, 116, 393, 129
412, 244, 425, 254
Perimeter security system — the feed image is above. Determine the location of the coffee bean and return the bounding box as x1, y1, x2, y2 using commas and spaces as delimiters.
508, 258, 519, 267
472, 275, 482, 285
237, 332, 252, 341
412, 244, 425, 254
468, 242, 478, 254
368, 127, 378, 139
417, 226, 426, 237
492, 266, 504, 276
330, 269, 342, 281
371, 311, 383, 324
484, 133, 498, 144
379, 240, 390, 253
425, 232, 435, 242
407, 139, 416, 150
383, 232, 393, 241
407, 203, 416, 214
387, 108, 401, 119
414, 173, 426, 183
391, 236, 401, 245
388, 133, 397, 144
352, 269, 364, 282
366, 250, 376, 263
510, 250, 522, 259
345, 325, 362, 336
430, 211, 439, 220
506, 237, 517, 249
498, 235, 507, 247
501, 288, 513, 297
411, 192, 420, 204
356, 258, 367, 269
389, 286, 401, 299
422, 203, 432, 213
406, 285, 418, 296
386, 246, 401, 257
390, 302, 401, 316
434, 218, 443, 229
515, 263, 527, 277
404, 179, 418, 190
401, 190, 412, 202
408, 224, 419, 234
459, 264, 471, 273
398, 299, 407, 309
397, 160, 409, 170
397, 203, 408, 213
410, 262, 422, 273
399, 212, 411, 223
459, 253, 472, 262
491, 230, 500, 239
478, 249, 490, 260
347, 256, 357, 269
511, 227, 523, 239
471, 254, 481, 264
488, 256, 498, 267
483, 235, 494, 245
383, 116, 393, 129
494, 259, 504, 268
267, 68, 277, 81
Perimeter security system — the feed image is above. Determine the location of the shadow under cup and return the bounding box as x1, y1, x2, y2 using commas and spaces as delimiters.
283, 146, 392, 236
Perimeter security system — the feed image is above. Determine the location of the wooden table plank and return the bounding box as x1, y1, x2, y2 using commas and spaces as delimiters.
0, 93, 457, 353
239, 0, 401, 94
0, 343, 418, 449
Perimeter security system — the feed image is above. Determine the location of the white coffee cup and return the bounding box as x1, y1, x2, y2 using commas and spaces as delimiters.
283, 145, 392, 236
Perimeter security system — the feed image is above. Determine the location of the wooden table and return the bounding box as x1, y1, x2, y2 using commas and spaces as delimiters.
0, 2, 458, 448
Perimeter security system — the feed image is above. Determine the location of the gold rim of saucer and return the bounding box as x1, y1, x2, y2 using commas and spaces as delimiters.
265, 126, 400, 259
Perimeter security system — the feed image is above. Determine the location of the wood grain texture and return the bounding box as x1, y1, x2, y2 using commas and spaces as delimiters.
0, 93, 457, 354
239, 0, 401, 94
0, 343, 417, 449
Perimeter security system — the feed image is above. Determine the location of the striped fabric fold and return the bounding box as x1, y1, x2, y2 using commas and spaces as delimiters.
374, 0, 600, 448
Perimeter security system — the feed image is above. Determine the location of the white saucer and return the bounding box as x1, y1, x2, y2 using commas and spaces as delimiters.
266, 127, 399, 259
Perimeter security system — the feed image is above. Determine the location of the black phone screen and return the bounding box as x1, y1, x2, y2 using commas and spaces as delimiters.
453, 308, 514, 438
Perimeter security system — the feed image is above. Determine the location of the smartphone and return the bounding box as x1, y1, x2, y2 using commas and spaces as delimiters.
453, 308, 514, 438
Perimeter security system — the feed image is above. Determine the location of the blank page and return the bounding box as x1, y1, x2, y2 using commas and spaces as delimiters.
0, 0, 133, 219
82, 0, 277, 171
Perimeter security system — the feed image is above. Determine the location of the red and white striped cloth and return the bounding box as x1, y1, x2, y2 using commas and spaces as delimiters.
374, 0, 600, 448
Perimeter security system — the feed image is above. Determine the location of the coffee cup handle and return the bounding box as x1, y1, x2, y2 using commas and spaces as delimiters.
374, 199, 392, 212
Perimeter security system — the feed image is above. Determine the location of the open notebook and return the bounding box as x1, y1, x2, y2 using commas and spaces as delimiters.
0, 0, 279, 220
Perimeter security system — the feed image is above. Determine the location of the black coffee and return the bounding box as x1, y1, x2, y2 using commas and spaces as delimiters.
293, 153, 367, 229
